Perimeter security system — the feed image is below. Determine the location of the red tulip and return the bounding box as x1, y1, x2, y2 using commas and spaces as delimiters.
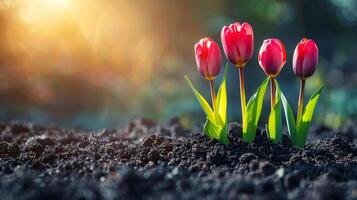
293, 38, 318, 79
221, 22, 254, 67
194, 37, 222, 80
258, 38, 286, 78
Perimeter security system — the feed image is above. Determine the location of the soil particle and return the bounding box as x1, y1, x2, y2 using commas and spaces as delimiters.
0, 141, 20, 157
249, 159, 260, 171
258, 161, 276, 176
0, 119, 356, 200
239, 153, 258, 164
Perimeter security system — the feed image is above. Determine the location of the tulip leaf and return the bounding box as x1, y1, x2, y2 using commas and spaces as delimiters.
297, 85, 324, 147
184, 75, 215, 122
281, 92, 297, 145
219, 122, 229, 145
203, 118, 220, 139
267, 80, 282, 143
185, 66, 229, 145
243, 78, 269, 143
215, 65, 228, 123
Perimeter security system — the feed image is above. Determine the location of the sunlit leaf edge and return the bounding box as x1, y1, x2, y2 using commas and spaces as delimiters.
242, 77, 269, 143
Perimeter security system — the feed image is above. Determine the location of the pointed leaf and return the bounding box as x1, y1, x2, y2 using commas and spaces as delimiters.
203, 118, 220, 139
297, 85, 324, 147
215, 65, 228, 123
243, 78, 269, 143
281, 92, 297, 145
268, 80, 282, 143
185, 75, 215, 122
219, 123, 229, 145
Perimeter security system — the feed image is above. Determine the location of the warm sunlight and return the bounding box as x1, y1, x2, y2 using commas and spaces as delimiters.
0, 0, 199, 125
19, 0, 72, 25
0, 0, 180, 94
47, 0, 71, 7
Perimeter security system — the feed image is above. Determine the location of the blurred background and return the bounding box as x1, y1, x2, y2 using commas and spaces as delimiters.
0, 0, 356, 130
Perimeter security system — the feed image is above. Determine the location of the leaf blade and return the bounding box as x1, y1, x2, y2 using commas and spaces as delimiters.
184, 75, 215, 122
215, 65, 228, 123
242, 78, 269, 143
203, 118, 220, 139
268, 80, 282, 143
219, 123, 229, 145
281, 92, 297, 145
297, 85, 324, 147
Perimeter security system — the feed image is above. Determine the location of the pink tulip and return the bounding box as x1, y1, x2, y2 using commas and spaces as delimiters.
194, 37, 222, 80
293, 38, 318, 80
293, 38, 319, 135
258, 38, 287, 78
221, 22, 254, 67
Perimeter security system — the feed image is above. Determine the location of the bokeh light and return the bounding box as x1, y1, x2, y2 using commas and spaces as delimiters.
0, 0, 355, 129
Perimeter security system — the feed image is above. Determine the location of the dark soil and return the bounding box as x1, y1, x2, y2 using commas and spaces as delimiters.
0, 118, 356, 200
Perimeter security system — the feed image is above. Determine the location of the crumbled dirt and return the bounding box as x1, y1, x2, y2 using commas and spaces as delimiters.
0, 119, 356, 200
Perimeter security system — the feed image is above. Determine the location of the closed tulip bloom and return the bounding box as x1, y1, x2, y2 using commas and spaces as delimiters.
293, 38, 318, 79
258, 39, 286, 78
221, 22, 254, 67
294, 38, 319, 134
194, 37, 222, 80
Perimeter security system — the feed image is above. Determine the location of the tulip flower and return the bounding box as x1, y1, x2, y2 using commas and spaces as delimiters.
281, 38, 323, 147
257, 38, 286, 142
221, 22, 254, 123
292, 38, 318, 126
195, 38, 222, 81
194, 37, 222, 109
258, 38, 286, 108
221, 22, 254, 67
186, 37, 228, 144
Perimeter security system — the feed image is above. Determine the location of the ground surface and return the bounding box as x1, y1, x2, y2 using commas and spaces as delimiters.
0, 118, 356, 200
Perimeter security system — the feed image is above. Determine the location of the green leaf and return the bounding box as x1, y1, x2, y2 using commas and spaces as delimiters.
186, 71, 229, 145
281, 92, 297, 145
204, 118, 229, 144
203, 118, 220, 139
215, 65, 228, 123
184, 75, 215, 122
268, 80, 282, 143
297, 85, 324, 147
243, 78, 269, 143
219, 123, 229, 145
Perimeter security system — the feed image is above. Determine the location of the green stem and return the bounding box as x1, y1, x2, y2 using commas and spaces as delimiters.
270, 77, 276, 110
297, 79, 305, 128
209, 80, 217, 113
238, 67, 246, 121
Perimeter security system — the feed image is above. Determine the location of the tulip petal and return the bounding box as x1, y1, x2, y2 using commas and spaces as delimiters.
194, 38, 222, 80
292, 38, 318, 79
221, 22, 254, 67
301, 40, 318, 78
293, 42, 304, 77
259, 39, 286, 77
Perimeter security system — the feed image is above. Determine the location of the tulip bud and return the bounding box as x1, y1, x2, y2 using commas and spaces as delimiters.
258, 38, 286, 78
293, 38, 318, 80
221, 22, 254, 67
194, 37, 222, 80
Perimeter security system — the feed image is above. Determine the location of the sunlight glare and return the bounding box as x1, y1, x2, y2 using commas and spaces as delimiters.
43, 0, 71, 8
19, 0, 72, 25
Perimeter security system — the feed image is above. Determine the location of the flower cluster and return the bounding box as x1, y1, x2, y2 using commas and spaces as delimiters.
185, 22, 323, 147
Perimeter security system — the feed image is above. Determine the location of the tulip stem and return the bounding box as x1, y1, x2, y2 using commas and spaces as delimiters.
270, 77, 276, 110
238, 67, 247, 120
297, 79, 305, 127
209, 80, 217, 112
